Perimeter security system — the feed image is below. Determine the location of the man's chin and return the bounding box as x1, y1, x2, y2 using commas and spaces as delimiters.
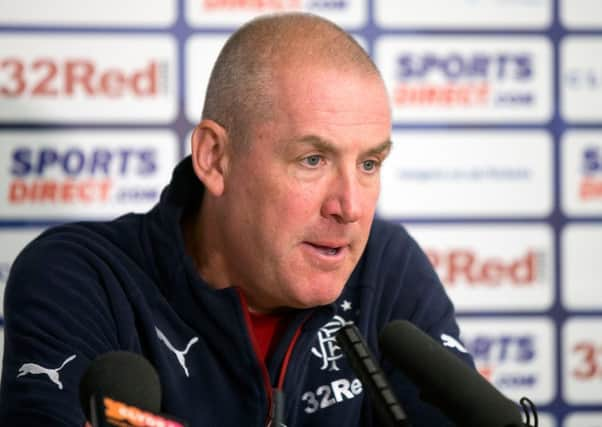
292, 285, 345, 309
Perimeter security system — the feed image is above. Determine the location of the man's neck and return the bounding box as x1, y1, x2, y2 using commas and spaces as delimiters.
181, 203, 231, 291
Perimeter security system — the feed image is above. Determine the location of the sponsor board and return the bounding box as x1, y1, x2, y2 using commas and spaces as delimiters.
185, 34, 366, 124
186, 35, 229, 124
562, 224, 602, 310
0, 131, 178, 219
561, 0, 602, 29
538, 413, 557, 427
562, 131, 602, 216
375, 0, 551, 29
185, 0, 366, 29
0, 0, 176, 27
562, 318, 602, 405
0, 34, 177, 123
378, 130, 552, 218
561, 223, 602, 310
561, 37, 602, 123
459, 317, 555, 405
407, 224, 554, 312
0, 228, 45, 321
564, 412, 602, 427
184, 130, 194, 157
374, 36, 552, 123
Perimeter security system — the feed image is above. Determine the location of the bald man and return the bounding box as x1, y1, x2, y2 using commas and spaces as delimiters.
0, 13, 471, 427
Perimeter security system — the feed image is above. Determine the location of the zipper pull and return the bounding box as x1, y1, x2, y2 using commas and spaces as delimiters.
268, 388, 286, 427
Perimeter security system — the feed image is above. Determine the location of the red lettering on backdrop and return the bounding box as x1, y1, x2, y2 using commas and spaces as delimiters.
427, 248, 538, 286
8, 179, 112, 203
65, 59, 95, 95
203, 0, 302, 10
394, 83, 489, 106
130, 62, 157, 96
31, 59, 59, 96
0, 58, 26, 97
0, 58, 160, 98
580, 177, 602, 200
572, 341, 602, 381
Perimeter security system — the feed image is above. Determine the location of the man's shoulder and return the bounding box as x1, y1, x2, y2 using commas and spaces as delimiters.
30, 213, 143, 255
354, 218, 434, 289
7, 214, 145, 297
369, 217, 408, 238
366, 218, 416, 257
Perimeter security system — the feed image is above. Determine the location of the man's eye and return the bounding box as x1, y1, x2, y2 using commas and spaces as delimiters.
362, 159, 379, 172
303, 155, 323, 167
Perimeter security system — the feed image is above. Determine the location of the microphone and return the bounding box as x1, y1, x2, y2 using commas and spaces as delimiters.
79, 351, 186, 427
379, 320, 533, 427
271, 388, 285, 427
336, 324, 412, 427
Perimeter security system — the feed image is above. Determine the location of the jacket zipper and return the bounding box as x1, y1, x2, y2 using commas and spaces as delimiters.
235, 289, 309, 427
270, 320, 307, 426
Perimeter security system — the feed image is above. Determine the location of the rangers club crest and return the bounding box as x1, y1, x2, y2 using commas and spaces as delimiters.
311, 315, 354, 371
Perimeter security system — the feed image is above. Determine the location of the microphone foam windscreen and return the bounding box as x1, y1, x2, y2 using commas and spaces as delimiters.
379, 320, 523, 427
79, 351, 162, 420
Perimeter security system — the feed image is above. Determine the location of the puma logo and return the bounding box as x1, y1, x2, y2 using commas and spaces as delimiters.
17, 354, 76, 390
441, 333, 468, 353
156, 327, 198, 377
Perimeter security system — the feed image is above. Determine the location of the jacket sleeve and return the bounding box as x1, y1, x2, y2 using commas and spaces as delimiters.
376, 227, 475, 427
0, 233, 121, 426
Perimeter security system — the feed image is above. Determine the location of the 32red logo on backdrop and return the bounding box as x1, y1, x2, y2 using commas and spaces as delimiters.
426, 248, 543, 286
572, 340, 602, 382
0, 58, 162, 98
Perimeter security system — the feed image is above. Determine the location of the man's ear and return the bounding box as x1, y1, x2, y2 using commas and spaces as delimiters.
190, 119, 230, 197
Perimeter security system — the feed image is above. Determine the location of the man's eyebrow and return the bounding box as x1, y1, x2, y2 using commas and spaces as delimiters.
292, 134, 339, 154
363, 139, 393, 157
290, 135, 393, 157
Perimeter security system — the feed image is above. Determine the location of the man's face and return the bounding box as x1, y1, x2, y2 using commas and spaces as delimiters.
219, 64, 392, 312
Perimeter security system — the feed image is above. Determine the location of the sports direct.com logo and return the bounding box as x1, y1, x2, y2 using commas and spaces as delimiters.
562, 131, 602, 216
202, 0, 302, 10
393, 52, 531, 107
185, 0, 363, 28
0, 131, 177, 219
466, 334, 535, 384
375, 37, 552, 123
8, 147, 155, 204
459, 317, 555, 405
579, 146, 602, 201
0, 34, 176, 123
195, 0, 347, 12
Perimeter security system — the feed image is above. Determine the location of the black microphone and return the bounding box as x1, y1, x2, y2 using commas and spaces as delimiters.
271, 388, 285, 427
79, 351, 186, 427
336, 324, 412, 427
379, 320, 528, 427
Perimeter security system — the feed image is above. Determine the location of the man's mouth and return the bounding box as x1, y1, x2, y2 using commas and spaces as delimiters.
301, 241, 350, 270
308, 243, 341, 256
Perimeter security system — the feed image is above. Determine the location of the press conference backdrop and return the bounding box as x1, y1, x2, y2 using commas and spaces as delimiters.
0, 1, 601, 425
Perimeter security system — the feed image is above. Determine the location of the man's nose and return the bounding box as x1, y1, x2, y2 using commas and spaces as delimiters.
321, 169, 363, 224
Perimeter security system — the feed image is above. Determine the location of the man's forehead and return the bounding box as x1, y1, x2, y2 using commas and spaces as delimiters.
273, 66, 390, 113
